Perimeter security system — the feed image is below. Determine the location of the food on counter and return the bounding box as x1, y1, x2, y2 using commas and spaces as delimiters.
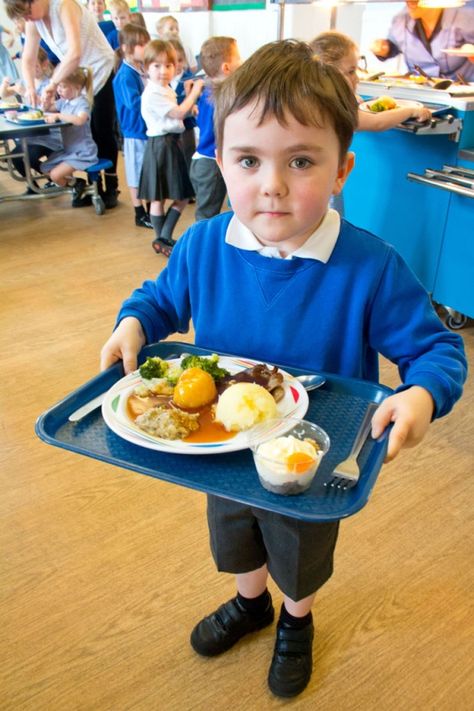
214, 382, 277, 432
367, 95, 398, 112
173, 367, 217, 409
135, 406, 200, 439
253, 434, 321, 495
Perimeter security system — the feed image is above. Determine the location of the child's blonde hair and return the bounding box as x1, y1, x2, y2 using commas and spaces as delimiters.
167, 38, 186, 61
37, 47, 53, 77
214, 40, 358, 163
143, 39, 176, 70
309, 31, 358, 66
156, 14, 178, 36
199, 37, 237, 79
63, 67, 94, 107
108, 0, 129, 14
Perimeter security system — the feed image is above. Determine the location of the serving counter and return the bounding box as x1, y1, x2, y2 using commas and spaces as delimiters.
344, 81, 474, 328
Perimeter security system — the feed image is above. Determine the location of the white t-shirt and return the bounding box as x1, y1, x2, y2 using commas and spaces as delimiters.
34, 0, 115, 95
140, 82, 184, 137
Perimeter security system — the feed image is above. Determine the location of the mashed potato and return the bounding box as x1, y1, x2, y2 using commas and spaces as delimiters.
214, 383, 277, 432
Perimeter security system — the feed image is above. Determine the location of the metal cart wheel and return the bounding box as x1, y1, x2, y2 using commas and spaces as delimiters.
93, 195, 105, 216
446, 313, 468, 330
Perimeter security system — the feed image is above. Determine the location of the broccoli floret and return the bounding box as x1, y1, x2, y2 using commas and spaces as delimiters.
180, 353, 230, 381
139, 356, 170, 380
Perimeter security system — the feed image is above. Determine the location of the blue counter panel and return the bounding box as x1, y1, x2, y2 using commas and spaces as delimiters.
344, 129, 458, 291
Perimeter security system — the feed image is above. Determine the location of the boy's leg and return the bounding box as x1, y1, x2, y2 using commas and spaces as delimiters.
189, 157, 227, 221
267, 593, 315, 699
190, 564, 275, 657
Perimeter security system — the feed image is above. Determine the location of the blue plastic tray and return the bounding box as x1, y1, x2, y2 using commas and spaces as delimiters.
35, 341, 392, 521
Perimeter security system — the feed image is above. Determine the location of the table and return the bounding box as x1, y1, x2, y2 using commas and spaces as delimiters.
0, 116, 70, 203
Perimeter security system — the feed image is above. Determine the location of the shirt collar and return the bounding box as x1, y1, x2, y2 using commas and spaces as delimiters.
225, 210, 341, 262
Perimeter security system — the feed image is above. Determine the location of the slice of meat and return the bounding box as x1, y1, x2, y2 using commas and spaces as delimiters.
217, 364, 284, 401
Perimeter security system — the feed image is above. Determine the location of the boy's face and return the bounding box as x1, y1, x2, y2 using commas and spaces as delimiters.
161, 20, 179, 38
111, 9, 131, 30
217, 104, 353, 256
88, 0, 106, 20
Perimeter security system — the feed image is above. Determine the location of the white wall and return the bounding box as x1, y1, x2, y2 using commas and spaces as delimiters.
1, 0, 409, 74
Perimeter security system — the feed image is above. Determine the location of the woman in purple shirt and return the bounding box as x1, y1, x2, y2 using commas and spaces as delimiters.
371, 0, 474, 81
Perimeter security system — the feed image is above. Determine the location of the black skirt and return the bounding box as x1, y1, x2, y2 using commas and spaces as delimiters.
138, 133, 194, 202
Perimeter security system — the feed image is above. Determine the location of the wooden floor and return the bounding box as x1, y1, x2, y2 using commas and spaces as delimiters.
1, 161, 473, 711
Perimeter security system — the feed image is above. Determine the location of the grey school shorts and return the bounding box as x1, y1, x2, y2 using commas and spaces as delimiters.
123, 137, 147, 188
207, 495, 340, 601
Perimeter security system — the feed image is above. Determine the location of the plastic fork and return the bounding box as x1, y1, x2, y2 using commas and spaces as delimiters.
325, 402, 378, 490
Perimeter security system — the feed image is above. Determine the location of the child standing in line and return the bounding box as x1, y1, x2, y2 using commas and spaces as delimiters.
138, 40, 203, 256
168, 38, 197, 171
310, 31, 432, 130
112, 23, 152, 229
100, 41, 466, 698
88, 0, 115, 38
155, 14, 197, 74
41, 67, 97, 198
105, 0, 131, 50
189, 36, 241, 222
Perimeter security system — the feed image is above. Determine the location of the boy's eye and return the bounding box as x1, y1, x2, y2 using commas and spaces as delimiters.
238, 156, 258, 169
290, 157, 312, 169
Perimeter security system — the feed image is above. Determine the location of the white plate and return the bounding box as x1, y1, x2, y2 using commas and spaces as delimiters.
442, 45, 474, 57
102, 356, 309, 455
359, 98, 423, 113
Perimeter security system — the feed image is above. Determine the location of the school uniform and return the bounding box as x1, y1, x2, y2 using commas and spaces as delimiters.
41, 95, 97, 172
116, 209, 467, 599
189, 84, 227, 221
113, 61, 147, 189
138, 82, 194, 202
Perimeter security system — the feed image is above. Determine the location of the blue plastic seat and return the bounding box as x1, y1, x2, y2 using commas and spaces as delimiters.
84, 158, 113, 215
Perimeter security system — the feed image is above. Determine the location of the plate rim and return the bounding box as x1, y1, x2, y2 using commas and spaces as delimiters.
101, 355, 309, 455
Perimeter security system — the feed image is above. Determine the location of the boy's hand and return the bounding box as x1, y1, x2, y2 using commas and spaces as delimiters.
44, 113, 60, 123
370, 386, 435, 462
100, 316, 146, 374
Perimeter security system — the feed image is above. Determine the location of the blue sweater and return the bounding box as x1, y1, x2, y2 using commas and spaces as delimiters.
194, 85, 216, 158
174, 69, 197, 131
118, 213, 467, 419
112, 61, 147, 140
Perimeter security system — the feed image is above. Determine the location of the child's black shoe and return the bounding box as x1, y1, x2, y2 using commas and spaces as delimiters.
190, 594, 274, 656
268, 620, 314, 698
71, 178, 86, 202
135, 214, 153, 229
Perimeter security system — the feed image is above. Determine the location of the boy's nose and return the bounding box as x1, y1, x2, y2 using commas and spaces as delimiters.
261, 168, 288, 197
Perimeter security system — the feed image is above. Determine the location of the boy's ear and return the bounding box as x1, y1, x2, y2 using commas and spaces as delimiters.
332, 151, 355, 195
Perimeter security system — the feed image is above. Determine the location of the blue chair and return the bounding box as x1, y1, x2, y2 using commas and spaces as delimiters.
84, 158, 113, 215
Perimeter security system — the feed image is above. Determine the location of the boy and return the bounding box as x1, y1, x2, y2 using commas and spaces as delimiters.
155, 14, 197, 74
100, 41, 466, 698
106, 0, 132, 50
112, 23, 151, 229
168, 38, 197, 170
189, 36, 241, 222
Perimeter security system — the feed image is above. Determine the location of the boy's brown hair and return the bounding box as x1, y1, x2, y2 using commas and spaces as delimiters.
213, 40, 358, 162
309, 31, 358, 65
168, 38, 186, 60
199, 37, 237, 79
108, 0, 130, 13
119, 23, 150, 53
143, 40, 177, 69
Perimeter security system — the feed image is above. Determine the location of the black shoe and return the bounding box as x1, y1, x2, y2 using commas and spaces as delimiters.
72, 193, 92, 208
152, 237, 176, 257
135, 214, 153, 229
103, 189, 120, 209
268, 621, 314, 698
190, 595, 274, 657
72, 178, 86, 201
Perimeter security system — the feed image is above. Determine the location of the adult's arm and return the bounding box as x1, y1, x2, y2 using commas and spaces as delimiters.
22, 21, 41, 105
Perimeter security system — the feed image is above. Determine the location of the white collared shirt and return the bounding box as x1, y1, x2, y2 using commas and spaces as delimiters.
225, 209, 341, 261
